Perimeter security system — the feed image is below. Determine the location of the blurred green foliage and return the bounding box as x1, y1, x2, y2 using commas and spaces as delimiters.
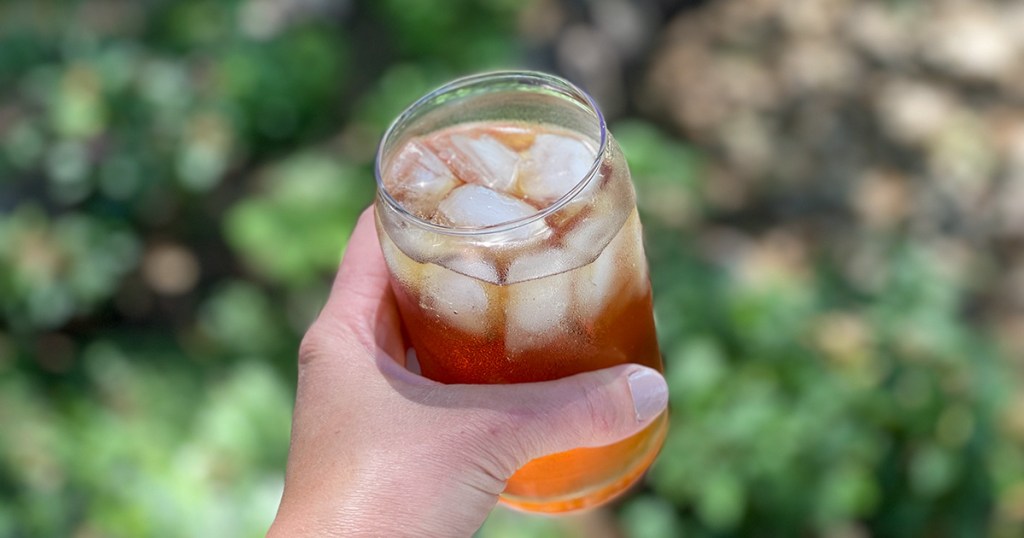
2, 1, 1022, 537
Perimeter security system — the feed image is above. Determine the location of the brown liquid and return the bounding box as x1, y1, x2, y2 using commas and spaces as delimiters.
382, 212, 665, 512
378, 121, 666, 512
393, 256, 661, 385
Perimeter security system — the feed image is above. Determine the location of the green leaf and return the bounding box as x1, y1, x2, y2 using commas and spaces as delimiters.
223, 153, 371, 285
697, 472, 745, 530
620, 495, 684, 538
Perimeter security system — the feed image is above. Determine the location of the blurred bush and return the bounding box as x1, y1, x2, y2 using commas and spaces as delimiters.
2, 0, 1023, 537
0, 0, 521, 536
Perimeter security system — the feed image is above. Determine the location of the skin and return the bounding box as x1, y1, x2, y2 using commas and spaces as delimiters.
268, 208, 668, 537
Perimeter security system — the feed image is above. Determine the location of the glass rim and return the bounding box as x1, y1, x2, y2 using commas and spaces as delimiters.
373, 70, 608, 236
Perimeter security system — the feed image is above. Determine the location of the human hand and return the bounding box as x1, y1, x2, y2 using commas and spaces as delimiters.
268, 208, 669, 537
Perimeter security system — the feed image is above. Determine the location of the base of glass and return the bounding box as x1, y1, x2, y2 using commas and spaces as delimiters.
497, 412, 669, 514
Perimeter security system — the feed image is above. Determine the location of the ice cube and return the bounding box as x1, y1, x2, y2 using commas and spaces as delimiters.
419, 263, 492, 335
575, 235, 619, 319
377, 207, 455, 267
428, 133, 521, 192
483, 124, 536, 152
575, 211, 648, 318
385, 140, 461, 218
618, 211, 650, 295
379, 225, 423, 286
505, 247, 575, 284
517, 133, 598, 205
437, 184, 538, 228
444, 253, 500, 285
506, 267, 574, 353
561, 214, 620, 264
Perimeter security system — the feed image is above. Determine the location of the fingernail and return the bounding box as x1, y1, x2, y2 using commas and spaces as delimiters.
627, 368, 668, 422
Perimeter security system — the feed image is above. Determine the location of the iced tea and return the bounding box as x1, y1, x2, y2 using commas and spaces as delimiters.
374, 72, 666, 513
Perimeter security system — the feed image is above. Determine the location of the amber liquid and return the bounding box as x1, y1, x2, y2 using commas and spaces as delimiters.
383, 211, 666, 513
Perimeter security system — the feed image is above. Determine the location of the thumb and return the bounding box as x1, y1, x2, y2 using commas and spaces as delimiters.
458, 364, 669, 476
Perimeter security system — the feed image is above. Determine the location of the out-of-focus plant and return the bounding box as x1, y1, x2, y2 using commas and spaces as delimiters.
224, 154, 371, 286
609, 120, 1010, 537
0, 206, 138, 330
0, 342, 291, 537
0, 1, 531, 536
2, 0, 1022, 536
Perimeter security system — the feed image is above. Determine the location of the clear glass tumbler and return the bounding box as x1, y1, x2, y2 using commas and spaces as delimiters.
374, 71, 666, 513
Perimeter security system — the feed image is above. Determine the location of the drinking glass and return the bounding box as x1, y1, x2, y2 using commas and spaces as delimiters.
374, 71, 667, 513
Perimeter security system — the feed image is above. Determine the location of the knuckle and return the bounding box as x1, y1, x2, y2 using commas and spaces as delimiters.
297, 323, 330, 367
458, 410, 529, 479
574, 376, 622, 441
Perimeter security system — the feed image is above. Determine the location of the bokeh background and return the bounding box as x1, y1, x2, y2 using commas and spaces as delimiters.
2, 0, 1023, 536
